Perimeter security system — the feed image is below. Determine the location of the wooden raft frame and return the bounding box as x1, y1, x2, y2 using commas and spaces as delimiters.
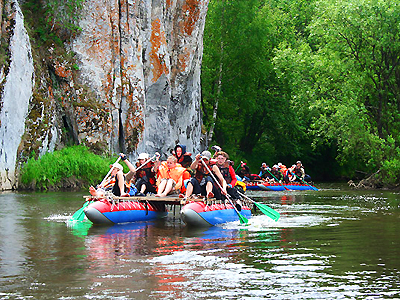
83, 195, 253, 207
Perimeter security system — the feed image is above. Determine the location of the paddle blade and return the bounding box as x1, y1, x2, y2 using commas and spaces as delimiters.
70, 201, 90, 222
255, 202, 280, 221
238, 212, 249, 224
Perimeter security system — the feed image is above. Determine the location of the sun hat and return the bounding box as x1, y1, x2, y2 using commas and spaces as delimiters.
112, 162, 123, 171
201, 150, 212, 160
138, 153, 149, 160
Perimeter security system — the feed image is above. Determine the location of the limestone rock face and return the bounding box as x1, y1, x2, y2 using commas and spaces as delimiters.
0, 0, 208, 190
0, 0, 35, 190
71, 0, 208, 156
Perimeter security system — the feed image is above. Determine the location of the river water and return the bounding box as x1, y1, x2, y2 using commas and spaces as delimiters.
0, 184, 399, 299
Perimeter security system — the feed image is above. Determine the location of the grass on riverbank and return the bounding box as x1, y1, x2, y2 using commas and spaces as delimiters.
20, 146, 121, 190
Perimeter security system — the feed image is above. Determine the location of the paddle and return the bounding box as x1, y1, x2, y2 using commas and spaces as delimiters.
200, 158, 248, 225
266, 169, 289, 191
70, 200, 91, 222
69, 156, 122, 222
236, 190, 280, 221
235, 161, 242, 172
134, 152, 160, 172
290, 171, 318, 191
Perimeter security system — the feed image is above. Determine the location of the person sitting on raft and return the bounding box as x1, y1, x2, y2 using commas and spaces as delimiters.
237, 161, 251, 181
277, 162, 290, 183
89, 162, 129, 197
119, 152, 160, 196
134, 152, 160, 196
289, 160, 311, 182
214, 151, 241, 200
155, 156, 188, 197
183, 150, 227, 200
259, 162, 272, 181
172, 144, 193, 169
270, 164, 283, 182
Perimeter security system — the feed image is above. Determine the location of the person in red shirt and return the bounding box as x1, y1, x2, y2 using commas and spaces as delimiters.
214, 151, 240, 199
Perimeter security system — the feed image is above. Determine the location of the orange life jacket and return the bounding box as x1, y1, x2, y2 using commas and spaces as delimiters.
157, 161, 187, 184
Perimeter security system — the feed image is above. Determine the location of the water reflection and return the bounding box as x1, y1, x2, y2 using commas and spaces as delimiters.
0, 188, 399, 299
0, 193, 28, 280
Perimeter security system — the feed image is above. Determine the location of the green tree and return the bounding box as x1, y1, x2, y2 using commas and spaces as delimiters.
202, 0, 308, 166
274, 0, 400, 182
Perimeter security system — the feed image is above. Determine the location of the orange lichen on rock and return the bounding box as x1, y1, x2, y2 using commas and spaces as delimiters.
54, 62, 72, 78
149, 18, 169, 83
177, 48, 190, 73
182, 0, 201, 36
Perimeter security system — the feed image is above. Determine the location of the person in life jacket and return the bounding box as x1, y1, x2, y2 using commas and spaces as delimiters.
172, 144, 193, 169
278, 162, 290, 183
214, 151, 241, 200
184, 150, 227, 200
155, 156, 188, 197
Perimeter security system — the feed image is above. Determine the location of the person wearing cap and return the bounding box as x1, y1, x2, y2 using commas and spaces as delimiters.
270, 164, 283, 182
259, 162, 272, 181
131, 152, 160, 196
109, 162, 129, 196
183, 150, 227, 200
89, 161, 129, 197
277, 162, 290, 183
289, 160, 306, 182
155, 156, 188, 197
119, 152, 160, 196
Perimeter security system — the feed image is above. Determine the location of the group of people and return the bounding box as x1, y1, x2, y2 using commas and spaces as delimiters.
89, 144, 311, 200
89, 144, 242, 202
257, 161, 311, 183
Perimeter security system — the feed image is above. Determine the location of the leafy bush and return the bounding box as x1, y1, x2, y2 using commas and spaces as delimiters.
20, 146, 121, 190
379, 157, 400, 187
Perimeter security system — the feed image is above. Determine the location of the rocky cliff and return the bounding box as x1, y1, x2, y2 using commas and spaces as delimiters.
0, 0, 208, 190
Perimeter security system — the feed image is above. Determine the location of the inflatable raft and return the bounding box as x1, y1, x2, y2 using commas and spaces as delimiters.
181, 200, 252, 227
84, 196, 169, 225
246, 181, 318, 191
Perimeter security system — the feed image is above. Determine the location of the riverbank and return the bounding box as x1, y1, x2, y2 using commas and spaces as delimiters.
19, 146, 120, 191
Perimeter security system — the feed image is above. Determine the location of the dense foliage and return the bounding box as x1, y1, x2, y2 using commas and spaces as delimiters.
202, 0, 400, 185
20, 146, 121, 190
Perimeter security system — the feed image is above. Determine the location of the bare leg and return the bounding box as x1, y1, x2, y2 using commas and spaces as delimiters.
206, 181, 214, 198
158, 179, 174, 197
156, 179, 167, 197
185, 182, 194, 198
